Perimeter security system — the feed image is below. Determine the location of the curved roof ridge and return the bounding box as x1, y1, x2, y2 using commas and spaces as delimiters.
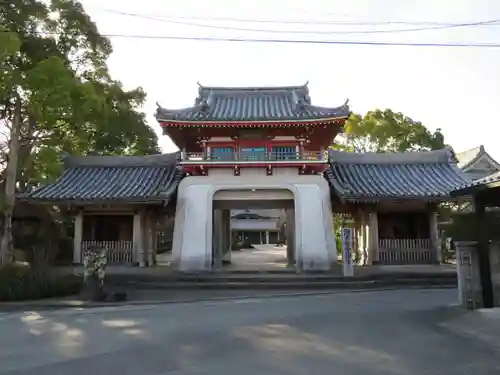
328, 148, 455, 165
455, 145, 485, 168
62, 152, 181, 168
309, 100, 349, 112
196, 82, 309, 91
155, 102, 206, 118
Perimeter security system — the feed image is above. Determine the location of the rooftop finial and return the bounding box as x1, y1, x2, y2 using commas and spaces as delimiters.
60, 151, 70, 160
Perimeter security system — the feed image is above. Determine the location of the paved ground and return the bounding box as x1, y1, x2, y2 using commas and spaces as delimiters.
1, 289, 499, 374
72, 247, 456, 276
156, 245, 289, 270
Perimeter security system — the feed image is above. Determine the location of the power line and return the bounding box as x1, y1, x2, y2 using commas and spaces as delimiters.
97, 8, 494, 27
2, 28, 499, 48
101, 9, 500, 35
9, 30, 498, 48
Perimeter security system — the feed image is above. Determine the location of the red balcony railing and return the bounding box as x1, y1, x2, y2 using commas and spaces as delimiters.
181, 151, 326, 162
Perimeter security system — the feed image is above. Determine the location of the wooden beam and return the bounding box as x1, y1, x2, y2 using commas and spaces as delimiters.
474, 196, 494, 308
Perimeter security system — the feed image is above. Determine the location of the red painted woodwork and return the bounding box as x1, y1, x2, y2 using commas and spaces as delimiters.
159, 118, 344, 128
163, 120, 345, 152
163, 116, 346, 176
206, 140, 298, 152
182, 163, 326, 176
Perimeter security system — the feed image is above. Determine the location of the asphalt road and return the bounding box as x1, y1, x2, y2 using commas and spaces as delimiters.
0, 289, 499, 375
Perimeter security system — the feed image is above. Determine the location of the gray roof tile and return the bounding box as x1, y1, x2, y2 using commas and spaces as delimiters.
456, 145, 485, 169
23, 153, 182, 202
452, 170, 500, 195
156, 84, 349, 122
325, 149, 469, 201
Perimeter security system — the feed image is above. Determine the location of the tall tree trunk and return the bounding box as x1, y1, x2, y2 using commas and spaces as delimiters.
17, 116, 36, 192
0, 96, 21, 264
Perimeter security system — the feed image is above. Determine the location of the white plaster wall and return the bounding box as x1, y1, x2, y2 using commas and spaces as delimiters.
172, 184, 213, 271
273, 167, 300, 176
239, 168, 267, 177
213, 189, 293, 201
208, 169, 234, 177
231, 209, 282, 218
172, 175, 337, 272
231, 219, 279, 231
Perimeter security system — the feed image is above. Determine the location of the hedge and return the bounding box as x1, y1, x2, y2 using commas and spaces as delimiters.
440, 211, 500, 241
0, 262, 83, 301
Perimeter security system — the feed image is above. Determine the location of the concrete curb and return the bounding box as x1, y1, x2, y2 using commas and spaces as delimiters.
118, 278, 457, 290
0, 284, 455, 312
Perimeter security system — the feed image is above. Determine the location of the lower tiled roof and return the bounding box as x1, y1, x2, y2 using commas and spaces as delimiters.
325, 149, 469, 201
452, 171, 500, 195
23, 153, 182, 203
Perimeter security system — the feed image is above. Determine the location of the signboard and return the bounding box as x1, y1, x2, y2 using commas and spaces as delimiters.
341, 227, 354, 277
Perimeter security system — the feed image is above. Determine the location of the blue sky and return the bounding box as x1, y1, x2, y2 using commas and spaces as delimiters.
81, 0, 500, 158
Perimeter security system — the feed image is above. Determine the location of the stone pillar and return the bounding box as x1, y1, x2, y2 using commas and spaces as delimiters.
455, 241, 482, 309
265, 231, 270, 244
429, 211, 441, 263
133, 211, 145, 267
285, 208, 295, 267
221, 209, 231, 264
368, 212, 379, 264
73, 211, 83, 264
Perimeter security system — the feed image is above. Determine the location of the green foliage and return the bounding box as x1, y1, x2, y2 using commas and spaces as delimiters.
333, 109, 447, 153
0, 28, 21, 98
441, 212, 500, 241
0, 262, 83, 301
1, 0, 161, 191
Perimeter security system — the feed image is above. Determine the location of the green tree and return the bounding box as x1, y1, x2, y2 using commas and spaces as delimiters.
334, 109, 447, 153
0, 0, 160, 263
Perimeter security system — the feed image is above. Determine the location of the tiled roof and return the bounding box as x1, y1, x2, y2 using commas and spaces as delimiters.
156, 83, 350, 122
452, 170, 500, 195
325, 148, 469, 201
23, 153, 182, 203
456, 145, 484, 169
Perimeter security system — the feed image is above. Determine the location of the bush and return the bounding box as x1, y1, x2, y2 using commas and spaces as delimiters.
441, 211, 500, 241
0, 262, 83, 301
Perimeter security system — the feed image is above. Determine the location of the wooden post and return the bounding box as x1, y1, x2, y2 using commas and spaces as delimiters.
429, 210, 441, 263
298, 139, 305, 159
212, 209, 223, 269
474, 196, 494, 308
286, 208, 295, 267
368, 212, 379, 264
361, 212, 368, 265
73, 211, 84, 264
143, 213, 154, 267
133, 211, 145, 267
201, 140, 208, 159
221, 209, 231, 265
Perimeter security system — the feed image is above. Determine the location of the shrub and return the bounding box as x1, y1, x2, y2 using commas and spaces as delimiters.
0, 262, 83, 301
441, 211, 500, 241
